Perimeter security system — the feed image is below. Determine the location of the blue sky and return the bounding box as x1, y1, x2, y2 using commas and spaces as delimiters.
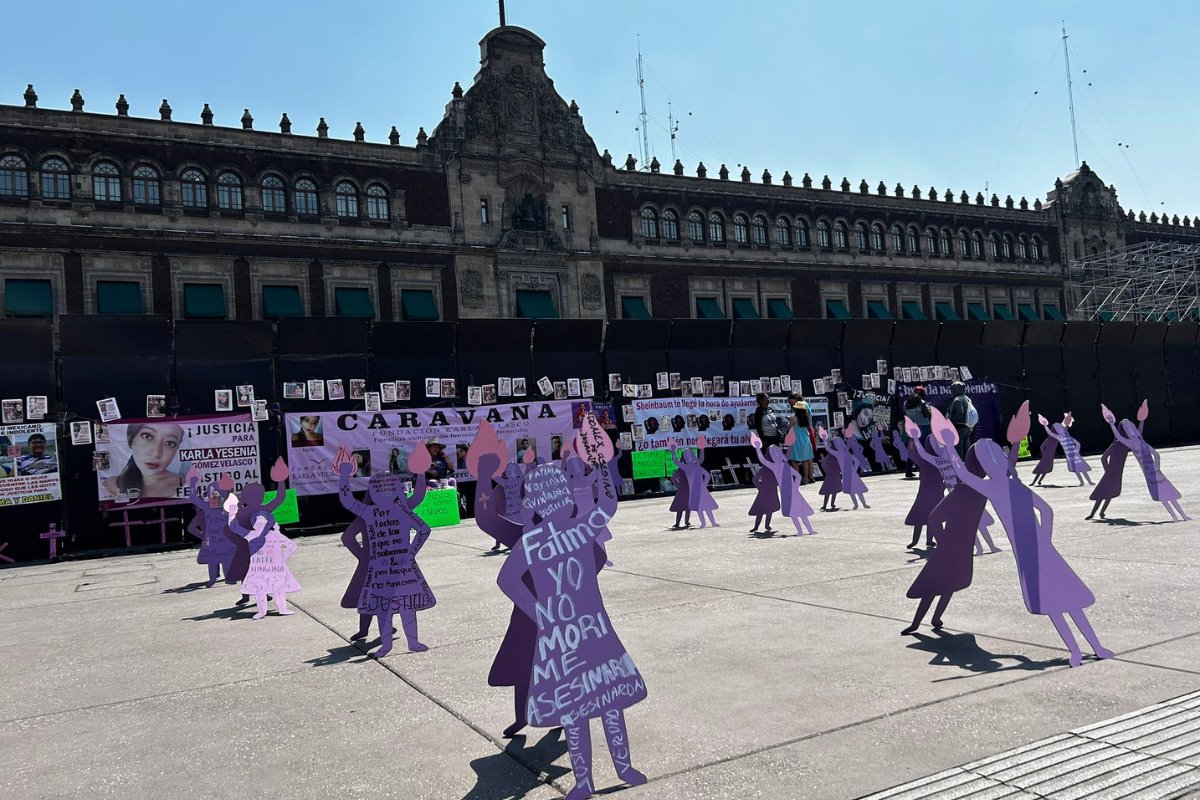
3, 1, 1197, 217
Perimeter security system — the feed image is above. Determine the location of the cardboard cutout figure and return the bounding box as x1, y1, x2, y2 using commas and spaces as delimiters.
668, 435, 719, 528
747, 432, 780, 532
903, 419, 948, 549
947, 402, 1113, 667
893, 422, 911, 468
335, 445, 435, 657
496, 434, 647, 799
1104, 401, 1189, 521
1041, 413, 1093, 485
833, 428, 870, 509
468, 422, 523, 552
226, 459, 290, 604
817, 427, 842, 511
869, 426, 895, 471
187, 471, 236, 586
668, 461, 691, 529
902, 446, 989, 635
562, 434, 620, 565
1087, 407, 1131, 519
229, 513, 299, 620
1029, 428, 1059, 486
753, 429, 816, 535
847, 434, 871, 475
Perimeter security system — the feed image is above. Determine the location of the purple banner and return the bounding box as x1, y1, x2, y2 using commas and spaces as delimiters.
895, 380, 1003, 443
285, 399, 592, 496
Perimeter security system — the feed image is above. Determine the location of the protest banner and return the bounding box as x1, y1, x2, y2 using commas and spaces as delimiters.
0, 422, 62, 506
284, 399, 591, 496
94, 414, 261, 510
630, 396, 828, 450
894, 380, 1004, 443
413, 487, 461, 528
262, 488, 300, 524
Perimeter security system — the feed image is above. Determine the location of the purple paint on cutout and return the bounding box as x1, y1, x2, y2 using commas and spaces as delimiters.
667, 435, 719, 528
1029, 416, 1060, 486
893, 423, 911, 466
746, 432, 780, 532
1087, 408, 1131, 520
944, 402, 1114, 667
903, 418, 947, 548
229, 513, 299, 619
817, 427, 842, 510
188, 473, 236, 586
1104, 402, 1189, 521
468, 422, 523, 548
496, 457, 647, 798
831, 429, 869, 509
1043, 415, 1093, 486
752, 431, 815, 535
869, 427, 895, 471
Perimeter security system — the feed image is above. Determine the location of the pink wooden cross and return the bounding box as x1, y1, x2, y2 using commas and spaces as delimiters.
39, 524, 66, 560
109, 511, 139, 547
148, 507, 180, 544
0, 541, 13, 564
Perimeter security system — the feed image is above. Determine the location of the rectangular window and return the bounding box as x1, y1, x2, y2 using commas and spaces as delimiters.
967, 302, 989, 321
334, 287, 375, 318
695, 297, 725, 319
480, 198, 490, 225
183, 283, 227, 319
401, 289, 439, 321
261, 285, 303, 319
731, 297, 760, 319
825, 299, 851, 320
993, 303, 1015, 321
515, 289, 559, 319
935, 301, 959, 321
1017, 303, 1039, 321
901, 300, 927, 320
561, 205, 570, 230
766, 298, 795, 319
866, 300, 894, 320
96, 281, 144, 314
620, 296, 651, 319
1043, 304, 1065, 321
4, 278, 53, 317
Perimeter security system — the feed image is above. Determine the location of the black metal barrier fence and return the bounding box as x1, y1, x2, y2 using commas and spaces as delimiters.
0, 316, 1195, 562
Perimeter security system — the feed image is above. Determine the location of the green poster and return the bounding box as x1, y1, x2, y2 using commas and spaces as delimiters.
413, 487, 462, 528
632, 449, 667, 479
262, 489, 299, 524
1017, 436, 1031, 460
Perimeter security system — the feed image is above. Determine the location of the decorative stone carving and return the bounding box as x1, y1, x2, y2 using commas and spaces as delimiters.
461, 269, 486, 308
581, 274, 602, 309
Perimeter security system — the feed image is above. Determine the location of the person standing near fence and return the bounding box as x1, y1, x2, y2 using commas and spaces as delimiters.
788, 395, 815, 484
750, 392, 785, 452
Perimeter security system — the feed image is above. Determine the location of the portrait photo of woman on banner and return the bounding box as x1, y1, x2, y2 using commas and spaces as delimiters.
100, 422, 187, 501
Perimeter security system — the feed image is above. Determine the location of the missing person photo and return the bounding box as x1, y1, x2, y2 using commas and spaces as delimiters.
145, 395, 166, 417
283, 381, 306, 399
581, 378, 595, 397
440, 378, 457, 399
482, 384, 497, 404
326, 379, 345, 401
425, 378, 441, 398
97, 399, 121, 423
364, 392, 381, 412
498, 377, 512, 397
306, 379, 325, 401
25, 396, 48, 420
214, 390, 233, 412
236, 385, 254, 407
291, 415, 324, 447
92, 450, 110, 472
608, 373, 622, 392
396, 380, 412, 401
537, 377, 554, 396
70, 421, 94, 445
349, 378, 366, 400
94, 423, 110, 444
380, 382, 398, 404
512, 377, 527, 397
252, 399, 269, 421
2, 399, 24, 424
468, 385, 483, 406
553, 382, 567, 400
350, 449, 371, 478
567, 378, 581, 397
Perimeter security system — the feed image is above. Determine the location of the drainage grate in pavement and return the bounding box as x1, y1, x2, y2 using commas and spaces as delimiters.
860, 691, 1200, 799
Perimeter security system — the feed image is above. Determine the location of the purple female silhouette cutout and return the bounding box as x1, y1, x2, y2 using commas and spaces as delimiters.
906, 421, 1001, 555
848, 434, 871, 475
562, 440, 619, 564
903, 418, 948, 549
1104, 401, 1190, 521
1040, 413, 1093, 486
833, 428, 870, 509
946, 402, 1114, 667
1029, 432, 1059, 486
225, 459, 290, 604
1087, 409, 1131, 520
336, 443, 435, 657
746, 433, 780, 533
893, 422, 911, 470
496, 423, 647, 800
229, 511, 300, 620
668, 435, 719, 528
817, 427, 842, 511
752, 429, 816, 536
869, 426, 895, 471
901, 445, 991, 635
668, 464, 691, 529
187, 471, 236, 586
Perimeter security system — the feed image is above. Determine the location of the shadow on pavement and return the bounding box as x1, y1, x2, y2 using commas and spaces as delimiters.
306, 642, 373, 667
460, 727, 570, 800
161, 581, 217, 594
907, 630, 1067, 676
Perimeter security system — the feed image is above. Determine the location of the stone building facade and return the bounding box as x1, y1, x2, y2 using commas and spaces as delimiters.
0, 25, 1197, 327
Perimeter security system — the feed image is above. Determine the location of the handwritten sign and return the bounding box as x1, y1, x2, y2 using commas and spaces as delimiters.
262, 489, 299, 524
413, 487, 461, 528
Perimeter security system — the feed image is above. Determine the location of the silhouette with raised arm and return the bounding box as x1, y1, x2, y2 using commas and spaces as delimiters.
1104, 401, 1189, 521
1040, 412, 1093, 486
746, 432, 780, 533
187, 470, 236, 586
669, 435, 719, 528
1088, 406, 1131, 519
817, 427, 841, 510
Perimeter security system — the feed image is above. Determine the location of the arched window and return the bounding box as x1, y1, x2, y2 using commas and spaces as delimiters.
1031, 236, 1043, 260
0, 154, 29, 197
661, 209, 679, 240
940, 228, 952, 256
1002, 234, 1013, 259
833, 221, 848, 249
816, 220, 831, 248
687, 211, 704, 242
40, 157, 70, 199
216, 172, 243, 211
925, 227, 939, 256
261, 175, 286, 213
890, 224, 904, 253
775, 217, 792, 247
180, 168, 207, 208
871, 223, 885, 252
989, 233, 1001, 259
366, 184, 389, 221
1016, 235, 1028, 260
959, 230, 971, 258
908, 226, 920, 254
751, 215, 768, 245
335, 181, 359, 218
708, 212, 725, 243
854, 222, 868, 250
131, 165, 160, 206
972, 232, 984, 257
733, 213, 749, 244
294, 178, 318, 216
640, 207, 659, 239
92, 161, 121, 202
795, 218, 809, 248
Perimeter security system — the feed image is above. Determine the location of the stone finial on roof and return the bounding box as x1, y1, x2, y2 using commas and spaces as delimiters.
876, 181, 886, 196
976, 192, 985, 205
649, 157, 660, 173
354, 122, 365, 142
452, 81, 463, 99
910, 184, 920, 199
858, 178, 868, 193
1005, 195, 1014, 209
782, 171, 792, 187
673, 159, 684, 176
70, 89, 84, 112
115, 94, 128, 116
944, 188, 954, 202
159, 99, 172, 121
1034, 198, 1042, 211
1172, 214, 1180, 226
1127, 209, 1136, 220
1019, 196, 1028, 210
1150, 212, 1158, 224
569, 99, 579, 116
719, 164, 730, 180
625, 153, 637, 170
23, 84, 37, 108
1139, 211, 1146, 222
1184, 216, 1192, 228
1055, 177, 1064, 189
740, 166, 751, 182
416, 127, 428, 147
928, 186, 937, 200
990, 193, 999, 207
241, 108, 253, 130
894, 182, 904, 198
822, 175, 832, 190
200, 103, 213, 125
279, 113, 292, 134
601, 149, 612, 167
317, 117, 329, 137
696, 161, 707, 178
762, 169, 771, 185
802, 172, 812, 188
389, 126, 400, 145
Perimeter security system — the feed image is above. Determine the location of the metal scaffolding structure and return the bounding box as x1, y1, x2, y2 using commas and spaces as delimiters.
1072, 240, 1200, 321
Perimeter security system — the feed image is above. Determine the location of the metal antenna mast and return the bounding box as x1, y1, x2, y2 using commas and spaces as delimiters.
668, 101, 679, 163
636, 35, 652, 170
1062, 23, 1080, 167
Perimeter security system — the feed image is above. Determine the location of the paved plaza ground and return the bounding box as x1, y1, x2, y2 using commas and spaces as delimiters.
2, 449, 1200, 799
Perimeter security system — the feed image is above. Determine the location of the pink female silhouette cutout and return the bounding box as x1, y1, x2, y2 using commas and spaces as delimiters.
497, 430, 647, 800
668, 435, 719, 528
1104, 401, 1190, 521
229, 511, 300, 620
336, 444, 435, 656
1040, 413, 1093, 486
869, 426, 895, 471
946, 402, 1114, 667
187, 470, 236, 586
752, 429, 816, 536
831, 427, 869, 509
1029, 429, 1059, 486
901, 445, 991, 635
817, 427, 842, 511
746, 432, 780, 532
1088, 406, 1131, 520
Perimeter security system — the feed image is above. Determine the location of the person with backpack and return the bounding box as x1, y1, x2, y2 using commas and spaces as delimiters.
946, 381, 977, 458
750, 392, 785, 452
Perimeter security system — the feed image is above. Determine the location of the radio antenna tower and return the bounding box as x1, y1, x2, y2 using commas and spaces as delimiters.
668, 101, 680, 163
1062, 23, 1080, 167
636, 35, 652, 171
